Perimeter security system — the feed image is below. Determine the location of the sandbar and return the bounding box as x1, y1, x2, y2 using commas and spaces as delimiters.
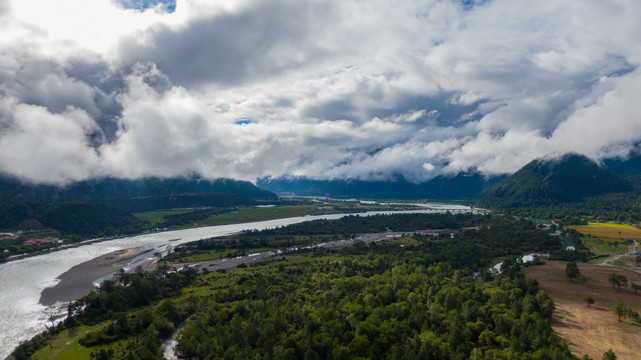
39, 247, 141, 306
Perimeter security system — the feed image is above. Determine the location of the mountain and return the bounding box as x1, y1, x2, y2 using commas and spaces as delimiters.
258, 172, 506, 200
476, 153, 634, 210
0, 176, 277, 213
0, 193, 143, 236
0, 175, 278, 235
604, 150, 641, 188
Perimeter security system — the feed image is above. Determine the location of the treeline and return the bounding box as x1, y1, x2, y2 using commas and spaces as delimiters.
113, 193, 254, 213
404, 218, 562, 270
177, 256, 571, 359
41, 202, 144, 236
164, 213, 496, 264
246, 212, 488, 237
159, 207, 235, 227
167, 214, 567, 271
494, 192, 641, 225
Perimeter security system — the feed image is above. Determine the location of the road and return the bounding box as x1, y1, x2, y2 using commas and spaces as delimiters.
598, 239, 641, 274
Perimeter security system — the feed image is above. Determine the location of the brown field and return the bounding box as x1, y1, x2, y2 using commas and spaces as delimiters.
568, 223, 641, 239
522, 263, 641, 360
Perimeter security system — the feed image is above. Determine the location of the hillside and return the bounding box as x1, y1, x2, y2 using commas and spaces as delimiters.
0, 175, 278, 237
258, 172, 506, 200
0, 176, 277, 213
0, 193, 144, 237
476, 153, 633, 210
604, 150, 641, 188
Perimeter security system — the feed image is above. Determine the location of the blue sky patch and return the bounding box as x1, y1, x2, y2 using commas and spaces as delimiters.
235, 118, 254, 125
118, 0, 176, 13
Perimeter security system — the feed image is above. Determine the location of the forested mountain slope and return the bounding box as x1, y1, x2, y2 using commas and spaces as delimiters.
0, 175, 276, 212
0, 175, 277, 237
476, 153, 633, 210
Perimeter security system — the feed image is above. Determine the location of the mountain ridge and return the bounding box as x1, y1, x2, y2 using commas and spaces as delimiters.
0, 175, 277, 235
258, 172, 507, 201
475, 153, 634, 210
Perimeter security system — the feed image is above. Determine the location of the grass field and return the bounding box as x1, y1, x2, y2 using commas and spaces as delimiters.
567, 222, 641, 239
32, 323, 113, 360
135, 206, 319, 228
522, 263, 641, 360
196, 206, 318, 226
581, 237, 629, 253
133, 210, 192, 226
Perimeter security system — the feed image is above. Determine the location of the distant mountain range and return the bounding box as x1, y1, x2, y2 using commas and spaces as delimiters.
262, 151, 641, 218
0, 175, 277, 235
258, 172, 507, 201
2, 150, 641, 236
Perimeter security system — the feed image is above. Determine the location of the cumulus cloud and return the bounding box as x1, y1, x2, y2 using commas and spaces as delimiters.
0, 100, 103, 183
0, 0, 640, 184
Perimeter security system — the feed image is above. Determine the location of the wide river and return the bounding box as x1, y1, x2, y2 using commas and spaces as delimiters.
0, 207, 471, 358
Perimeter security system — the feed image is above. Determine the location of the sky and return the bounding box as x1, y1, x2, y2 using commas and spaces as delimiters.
1, 0, 640, 185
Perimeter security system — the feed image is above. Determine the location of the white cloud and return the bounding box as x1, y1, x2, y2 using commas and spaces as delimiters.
1, 0, 641, 184
0, 100, 102, 183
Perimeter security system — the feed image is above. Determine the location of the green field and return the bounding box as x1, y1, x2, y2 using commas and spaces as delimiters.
581, 237, 628, 253
134, 206, 319, 228
196, 206, 319, 226
32, 323, 110, 360
133, 210, 192, 226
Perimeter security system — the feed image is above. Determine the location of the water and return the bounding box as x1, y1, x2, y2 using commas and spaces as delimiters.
0, 206, 472, 358
162, 321, 186, 360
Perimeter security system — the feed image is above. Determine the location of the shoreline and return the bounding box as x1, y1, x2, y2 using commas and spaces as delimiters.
3, 204, 458, 264
4, 234, 133, 263
39, 247, 142, 306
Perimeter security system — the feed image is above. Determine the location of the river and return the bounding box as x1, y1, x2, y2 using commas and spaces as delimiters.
0, 206, 473, 358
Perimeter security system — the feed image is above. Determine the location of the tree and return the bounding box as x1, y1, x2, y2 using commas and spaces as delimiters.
43, 305, 61, 332
631, 282, 641, 294
602, 348, 617, 360
624, 307, 640, 321
615, 300, 625, 322
618, 275, 629, 290
584, 296, 594, 308
565, 262, 580, 281
608, 274, 628, 291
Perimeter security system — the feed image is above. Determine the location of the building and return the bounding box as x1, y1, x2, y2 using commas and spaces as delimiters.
23, 237, 60, 245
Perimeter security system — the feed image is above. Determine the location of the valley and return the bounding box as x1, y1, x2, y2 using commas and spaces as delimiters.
4, 151, 641, 360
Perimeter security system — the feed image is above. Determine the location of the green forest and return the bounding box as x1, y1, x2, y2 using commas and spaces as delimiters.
13, 214, 584, 360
